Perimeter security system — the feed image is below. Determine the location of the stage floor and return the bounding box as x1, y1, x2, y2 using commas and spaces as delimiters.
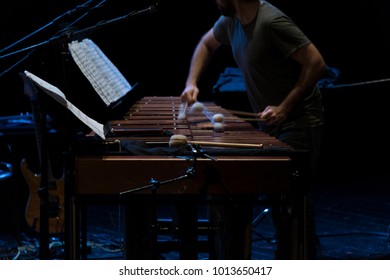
1, 175, 389, 260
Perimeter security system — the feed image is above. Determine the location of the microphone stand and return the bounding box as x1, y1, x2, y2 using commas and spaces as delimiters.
119, 167, 196, 197
119, 144, 215, 259
0, 0, 103, 59
0, 2, 158, 61
119, 168, 194, 259
119, 143, 216, 197
69, 5, 158, 38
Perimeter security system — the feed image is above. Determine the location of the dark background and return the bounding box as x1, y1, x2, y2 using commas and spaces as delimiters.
1, 0, 390, 182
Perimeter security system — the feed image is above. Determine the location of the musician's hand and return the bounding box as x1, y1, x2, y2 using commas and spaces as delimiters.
258, 105, 287, 126
180, 84, 199, 105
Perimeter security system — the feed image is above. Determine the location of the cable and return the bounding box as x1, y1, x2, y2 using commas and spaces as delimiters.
318, 231, 389, 238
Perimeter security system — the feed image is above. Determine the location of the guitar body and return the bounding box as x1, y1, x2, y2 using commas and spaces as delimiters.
20, 158, 65, 234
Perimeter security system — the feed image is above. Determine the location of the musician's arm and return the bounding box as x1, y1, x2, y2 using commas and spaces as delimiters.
259, 43, 326, 125
180, 28, 221, 104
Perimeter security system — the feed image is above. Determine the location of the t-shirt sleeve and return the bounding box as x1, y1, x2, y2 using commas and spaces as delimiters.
267, 15, 311, 57
213, 16, 232, 46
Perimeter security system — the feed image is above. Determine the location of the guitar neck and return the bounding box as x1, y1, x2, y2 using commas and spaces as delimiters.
20, 72, 55, 180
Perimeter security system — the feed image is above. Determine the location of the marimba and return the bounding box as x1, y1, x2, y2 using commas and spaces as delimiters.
75, 96, 293, 196
72, 96, 306, 260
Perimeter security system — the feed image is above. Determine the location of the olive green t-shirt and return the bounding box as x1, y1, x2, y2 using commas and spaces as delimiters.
213, 0, 324, 132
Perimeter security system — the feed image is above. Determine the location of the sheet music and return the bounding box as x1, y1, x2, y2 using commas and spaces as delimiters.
68, 38, 132, 106
24, 70, 107, 140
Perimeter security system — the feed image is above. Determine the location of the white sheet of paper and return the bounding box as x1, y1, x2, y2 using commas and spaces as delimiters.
68, 38, 132, 106
24, 70, 106, 140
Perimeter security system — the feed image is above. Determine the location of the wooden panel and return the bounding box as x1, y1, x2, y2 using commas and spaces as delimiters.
75, 155, 292, 195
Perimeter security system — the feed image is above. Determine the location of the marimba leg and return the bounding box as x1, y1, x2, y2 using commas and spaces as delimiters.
209, 198, 253, 260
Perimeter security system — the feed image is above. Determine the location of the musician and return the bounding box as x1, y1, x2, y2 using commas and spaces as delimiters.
180, 0, 326, 259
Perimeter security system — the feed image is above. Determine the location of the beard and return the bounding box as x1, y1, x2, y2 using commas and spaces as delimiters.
216, 0, 236, 17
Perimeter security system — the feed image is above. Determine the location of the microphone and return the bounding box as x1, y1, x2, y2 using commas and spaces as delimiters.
146, 3, 159, 15
129, 3, 159, 17
149, 3, 159, 14
151, 0, 160, 11
186, 143, 217, 161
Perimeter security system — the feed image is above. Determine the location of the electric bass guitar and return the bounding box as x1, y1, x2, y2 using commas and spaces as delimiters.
19, 72, 65, 234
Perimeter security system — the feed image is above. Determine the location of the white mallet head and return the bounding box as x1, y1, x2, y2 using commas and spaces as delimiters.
190, 101, 205, 113
212, 113, 224, 123
213, 122, 224, 133
169, 134, 188, 147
